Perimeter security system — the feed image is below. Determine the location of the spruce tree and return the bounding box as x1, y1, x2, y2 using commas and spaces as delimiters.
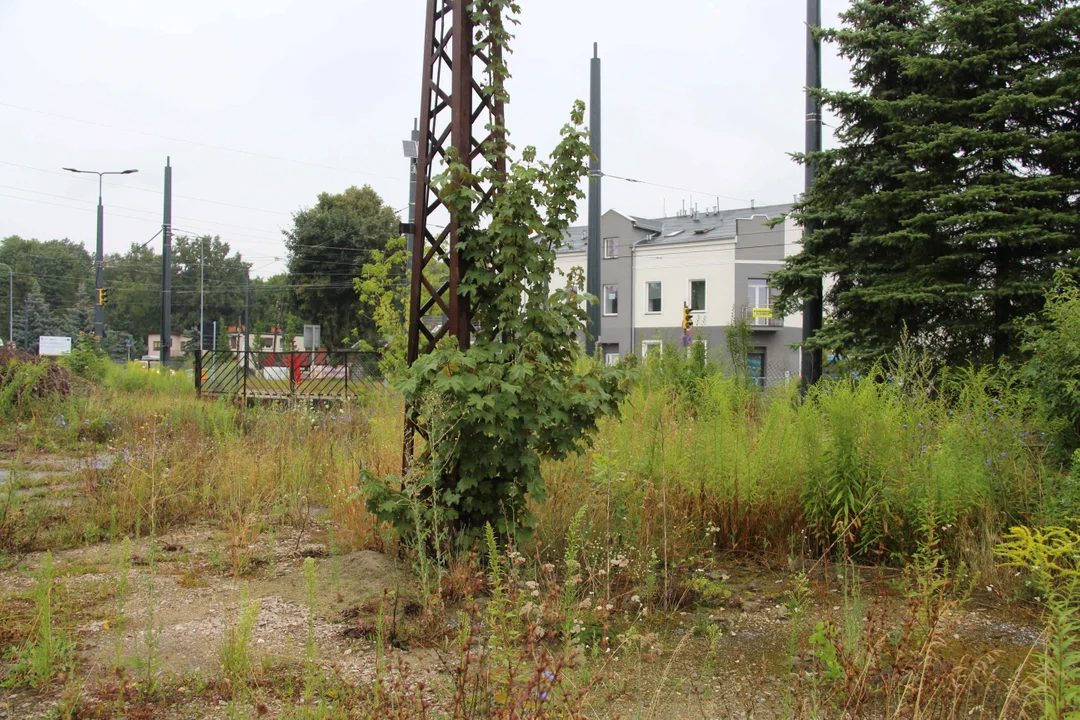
773, 0, 1080, 365
56, 284, 95, 340
14, 280, 58, 354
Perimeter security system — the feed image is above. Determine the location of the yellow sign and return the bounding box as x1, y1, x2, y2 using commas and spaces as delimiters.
752, 307, 773, 319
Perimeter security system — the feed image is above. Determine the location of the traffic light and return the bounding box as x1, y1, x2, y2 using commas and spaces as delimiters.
682, 304, 693, 332
97, 288, 109, 306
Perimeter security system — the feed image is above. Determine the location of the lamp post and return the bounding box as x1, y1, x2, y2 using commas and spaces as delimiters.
0, 262, 11, 345
62, 166, 138, 340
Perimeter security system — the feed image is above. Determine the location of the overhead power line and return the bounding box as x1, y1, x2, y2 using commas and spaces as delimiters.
0, 160, 293, 216
599, 171, 752, 204
0, 102, 407, 183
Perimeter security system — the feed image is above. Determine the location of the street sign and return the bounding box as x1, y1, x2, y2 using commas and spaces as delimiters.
752, 307, 773, 319
681, 332, 693, 348
39, 336, 72, 356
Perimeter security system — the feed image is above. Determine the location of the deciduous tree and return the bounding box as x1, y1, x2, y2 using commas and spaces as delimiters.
285, 186, 398, 348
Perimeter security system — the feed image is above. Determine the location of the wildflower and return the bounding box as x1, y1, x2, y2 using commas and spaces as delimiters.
630, 595, 641, 604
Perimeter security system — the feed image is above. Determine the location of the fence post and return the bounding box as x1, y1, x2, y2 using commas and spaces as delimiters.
344, 352, 349, 400
242, 347, 248, 404
194, 348, 202, 398
289, 350, 296, 405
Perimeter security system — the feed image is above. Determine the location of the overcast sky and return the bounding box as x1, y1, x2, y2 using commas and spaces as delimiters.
0, 0, 852, 279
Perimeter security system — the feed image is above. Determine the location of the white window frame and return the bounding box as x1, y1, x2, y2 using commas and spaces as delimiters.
685, 338, 708, 356
603, 236, 619, 259
645, 281, 663, 314
604, 352, 620, 366
689, 279, 706, 313
602, 284, 618, 316
641, 340, 663, 357
748, 279, 772, 326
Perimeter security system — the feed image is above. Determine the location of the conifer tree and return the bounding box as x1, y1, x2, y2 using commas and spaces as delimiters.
773, 0, 1080, 365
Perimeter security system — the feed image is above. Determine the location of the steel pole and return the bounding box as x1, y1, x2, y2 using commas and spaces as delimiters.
586, 42, 602, 357
0, 263, 12, 344
800, 0, 824, 389
94, 177, 105, 340
244, 271, 250, 365
199, 237, 205, 353
161, 158, 172, 365
408, 118, 418, 247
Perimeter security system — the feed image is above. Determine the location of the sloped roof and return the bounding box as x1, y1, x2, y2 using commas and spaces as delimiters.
553, 202, 792, 253
633, 202, 792, 247
559, 225, 589, 252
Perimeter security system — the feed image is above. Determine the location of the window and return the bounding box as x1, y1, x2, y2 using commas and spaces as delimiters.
152, 340, 161, 351
748, 279, 773, 326
690, 279, 706, 312
646, 282, 662, 313
641, 340, 663, 357
605, 353, 620, 366
603, 284, 618, 316
603, 237, 619, 259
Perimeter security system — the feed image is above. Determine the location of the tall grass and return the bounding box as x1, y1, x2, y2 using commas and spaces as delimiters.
0, 351, 1063, 572
0, 364, 399, 553
537, 358, 1059, 568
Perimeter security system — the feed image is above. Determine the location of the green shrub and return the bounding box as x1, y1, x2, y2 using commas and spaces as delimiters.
1021, 270, 1080, 461
59, 332, 109, 382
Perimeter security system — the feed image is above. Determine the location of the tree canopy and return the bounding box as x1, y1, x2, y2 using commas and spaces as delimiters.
285, 185, 399, 348
0, 235, 93, 322
772, 0, 1080, 366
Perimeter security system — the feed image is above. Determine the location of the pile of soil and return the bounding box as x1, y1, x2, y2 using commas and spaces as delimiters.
0, 345, 74, 405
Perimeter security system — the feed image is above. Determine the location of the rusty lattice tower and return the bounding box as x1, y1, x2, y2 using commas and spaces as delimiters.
403, 0, 506, 469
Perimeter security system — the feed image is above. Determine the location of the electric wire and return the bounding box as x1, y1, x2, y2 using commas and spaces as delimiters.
0, 102, 408, 183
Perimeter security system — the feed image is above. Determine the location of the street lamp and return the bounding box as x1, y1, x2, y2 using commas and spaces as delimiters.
62, 167, 138, 339
0, 262, 11, 345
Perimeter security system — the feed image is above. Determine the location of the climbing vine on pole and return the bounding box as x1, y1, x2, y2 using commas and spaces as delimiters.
365, 2, 632, 536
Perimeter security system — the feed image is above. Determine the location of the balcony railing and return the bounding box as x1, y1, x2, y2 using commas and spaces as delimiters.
745, 306, 783, 329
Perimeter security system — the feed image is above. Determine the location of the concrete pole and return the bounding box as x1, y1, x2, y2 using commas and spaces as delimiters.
586, 42, 602, 357
161, 157, 173, 365
801, 0, 824, 388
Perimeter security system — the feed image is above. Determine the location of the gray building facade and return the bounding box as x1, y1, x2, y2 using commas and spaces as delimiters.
557, 202, 802, 385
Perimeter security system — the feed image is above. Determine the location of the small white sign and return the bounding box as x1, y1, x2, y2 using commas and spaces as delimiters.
39, 336, 72, 356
